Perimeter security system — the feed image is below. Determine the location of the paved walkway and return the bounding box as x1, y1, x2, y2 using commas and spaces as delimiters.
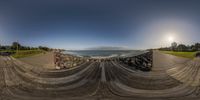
0, 52, 200, 100
153, 50, 190, 71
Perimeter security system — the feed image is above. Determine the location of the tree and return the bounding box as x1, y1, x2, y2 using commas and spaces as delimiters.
1, 46, 6, 50
11, 42, 21, 50
171, 42, 177, 51
39, 46, 50, 51
186, 45, 192, 51
177, 44, 187, 51
191, 45, 195, 51
194, 43, 200, 51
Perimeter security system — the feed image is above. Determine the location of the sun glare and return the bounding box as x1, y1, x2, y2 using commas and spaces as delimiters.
168, 36, 174, 42
165, 32, 176, 43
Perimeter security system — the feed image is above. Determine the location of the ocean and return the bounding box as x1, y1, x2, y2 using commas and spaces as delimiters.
63, 50, 147, 58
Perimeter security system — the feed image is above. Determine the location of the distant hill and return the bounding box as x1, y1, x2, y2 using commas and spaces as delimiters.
85, 46, 131, 50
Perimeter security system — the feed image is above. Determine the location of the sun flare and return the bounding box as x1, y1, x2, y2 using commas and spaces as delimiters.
168, 36, 174, 42
165, 32, 176, 43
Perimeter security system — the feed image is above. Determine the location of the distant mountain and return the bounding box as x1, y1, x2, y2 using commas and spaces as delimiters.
85, 46, 131, 50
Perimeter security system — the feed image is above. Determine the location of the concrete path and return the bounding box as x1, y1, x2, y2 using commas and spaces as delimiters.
153, 50, 190, 71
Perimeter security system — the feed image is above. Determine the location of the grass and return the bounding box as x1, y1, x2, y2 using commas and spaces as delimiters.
12, 50, 46, 58
161, 51, 197, 58
0, 50, 16, 53
0, 50, 45, 58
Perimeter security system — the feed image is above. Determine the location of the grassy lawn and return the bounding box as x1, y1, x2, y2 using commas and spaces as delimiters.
0, 50, 16, 53
12, 50, 46, 58
0, 50, 45, 58
161, 51, 196, 58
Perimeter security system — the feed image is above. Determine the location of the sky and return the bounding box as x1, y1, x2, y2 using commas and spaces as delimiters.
0, 0, 200, 50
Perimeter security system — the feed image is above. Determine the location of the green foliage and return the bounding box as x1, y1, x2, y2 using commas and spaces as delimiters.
177, 44, 187, 51
171, 42, 177, 51
161, 51, 196, 58
0, 42, 50, 58
0, 50, 16, 53
160, 42, 200, 52
39, 46, 50, 51
11, 42, 21, 50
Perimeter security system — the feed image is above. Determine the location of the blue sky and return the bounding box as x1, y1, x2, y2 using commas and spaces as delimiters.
0, 0, 200, 50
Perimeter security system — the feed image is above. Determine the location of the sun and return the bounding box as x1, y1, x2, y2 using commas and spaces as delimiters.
165, 32, 176, 43
168, 36, 174, 42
